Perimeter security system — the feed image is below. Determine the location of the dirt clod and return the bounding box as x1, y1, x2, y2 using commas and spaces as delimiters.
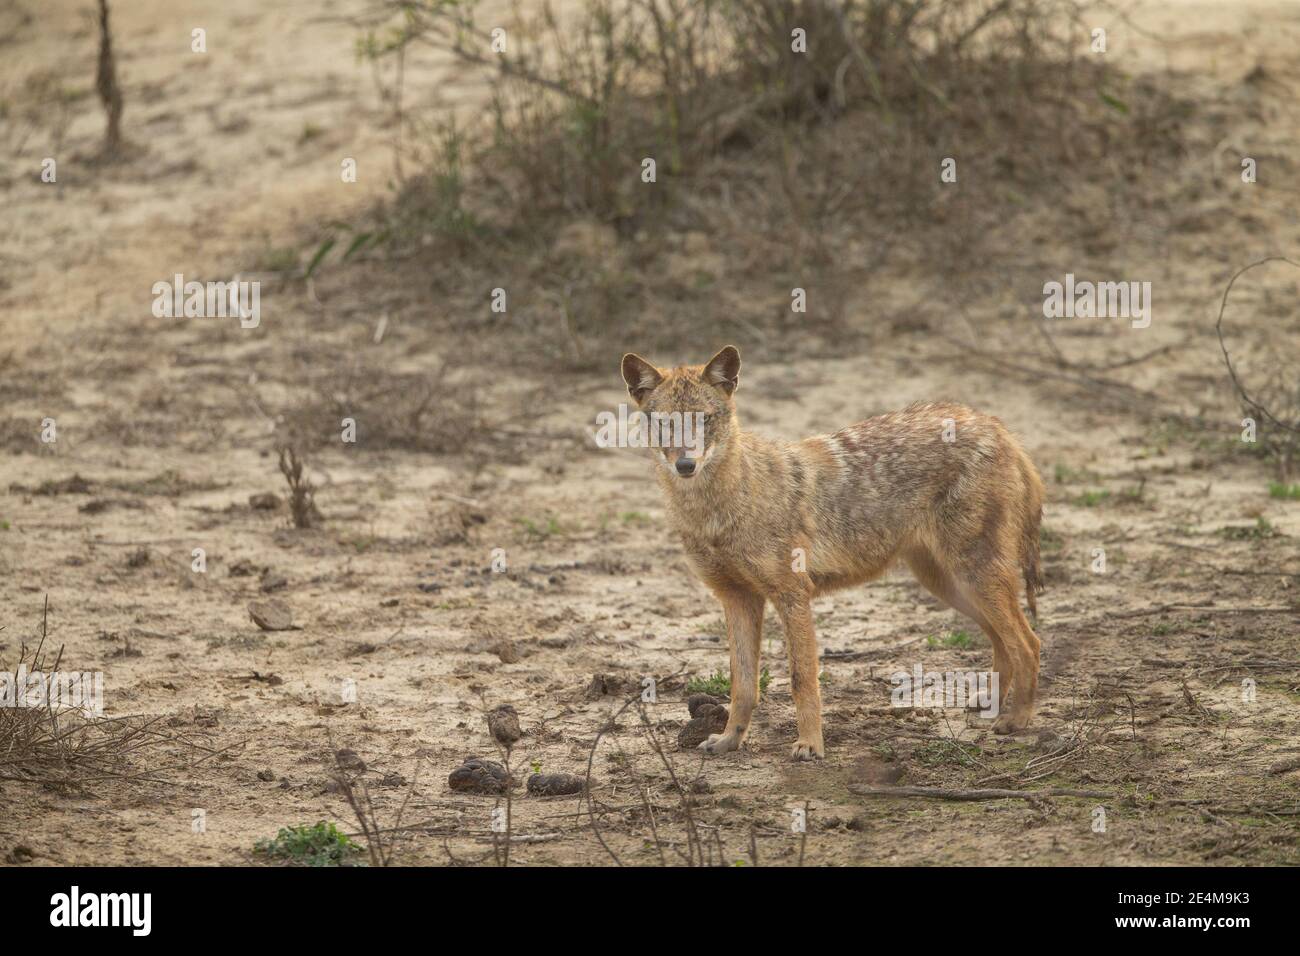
248, 599, 295, 631
228, 558, 259, 577
5, 845, 36, 864
587, 673, 633, 697
10, 474, 93, 495
259, 569, 288, 592
79, 498, 142, 514
334, 748, 366, 772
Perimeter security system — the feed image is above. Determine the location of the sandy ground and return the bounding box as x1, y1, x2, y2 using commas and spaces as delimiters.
1, 0, 1299, 866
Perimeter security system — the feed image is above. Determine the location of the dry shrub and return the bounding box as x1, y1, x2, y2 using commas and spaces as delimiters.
350, 0, 1187, 367
1215, 258, 1300, 481
369, 0, 1176, 225
278, 355, 483, 455
1246, 375, 1300, 481
0, 417, 41, 454
0, 67, 80, 164
0, 598, 197, 789
277, 446, 322, 529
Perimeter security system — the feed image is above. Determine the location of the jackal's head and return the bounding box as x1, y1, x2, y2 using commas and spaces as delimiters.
620, 346, 741, 480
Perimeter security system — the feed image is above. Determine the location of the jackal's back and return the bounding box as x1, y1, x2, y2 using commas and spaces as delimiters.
800, 401, 1044, 598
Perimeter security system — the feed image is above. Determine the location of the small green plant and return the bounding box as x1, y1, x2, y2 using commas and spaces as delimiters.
621, 511, 650, 525
1054, 463, 1100, 484
1268, 482, 1300, 501
915, 739, 980, 768
1038, 526, 1063, 552
254, 822, 364, 867
261, 245, 300, 274
686, 671, 728, 696
687, 667, 771, 696
337, 531, 376, 553
1118, 479, 1147, 502
1074, 489, 1111, 507
433, 597, 475, 611
517, 515, 563, 540
375, 118, 483, 249
926, 629, 974, 650
1219, 516, 1280, 540
420, 120, 481, 241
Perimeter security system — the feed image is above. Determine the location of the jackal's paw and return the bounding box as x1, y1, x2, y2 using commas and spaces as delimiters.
790, 739, 824, 761
992, 712, 1031, 735
699, 732, 742, 755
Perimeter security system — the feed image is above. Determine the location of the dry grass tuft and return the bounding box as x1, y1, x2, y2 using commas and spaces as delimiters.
0, 597, 223, 789
271, 351, 485, 456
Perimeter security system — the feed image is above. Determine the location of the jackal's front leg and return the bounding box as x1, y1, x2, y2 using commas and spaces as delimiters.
700, 589, 764, 755
774, 592, 824, 760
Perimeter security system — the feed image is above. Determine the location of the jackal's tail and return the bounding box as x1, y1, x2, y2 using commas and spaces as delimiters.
1020, 456, 1046, 622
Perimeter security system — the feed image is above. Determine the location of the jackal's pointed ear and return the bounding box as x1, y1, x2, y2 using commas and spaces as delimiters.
621, 353, 664, 405
702, 345, 741, 396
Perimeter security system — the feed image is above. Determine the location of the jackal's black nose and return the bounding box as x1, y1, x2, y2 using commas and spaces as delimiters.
675, 457, 697, 477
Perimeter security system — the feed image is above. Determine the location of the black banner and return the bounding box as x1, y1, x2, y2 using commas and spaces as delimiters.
0, 866, 1279, 939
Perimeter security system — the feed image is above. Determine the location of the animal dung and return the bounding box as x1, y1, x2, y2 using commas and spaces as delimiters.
526, 773, 586, 796
448, 758, 513, 795
687, 693, 725, 717
677, 702, 729, 749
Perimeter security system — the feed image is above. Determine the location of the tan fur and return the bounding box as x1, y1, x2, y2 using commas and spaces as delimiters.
621, 346, 1046, 760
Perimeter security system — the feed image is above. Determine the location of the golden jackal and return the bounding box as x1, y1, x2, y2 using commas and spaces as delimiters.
621, 346, 1045, 760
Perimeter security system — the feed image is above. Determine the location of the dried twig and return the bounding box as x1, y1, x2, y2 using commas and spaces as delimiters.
1109, 604, 1297, 619
1214, 256, 1300, 435
95, 0, 124, 155
850, 785, 1110, 801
